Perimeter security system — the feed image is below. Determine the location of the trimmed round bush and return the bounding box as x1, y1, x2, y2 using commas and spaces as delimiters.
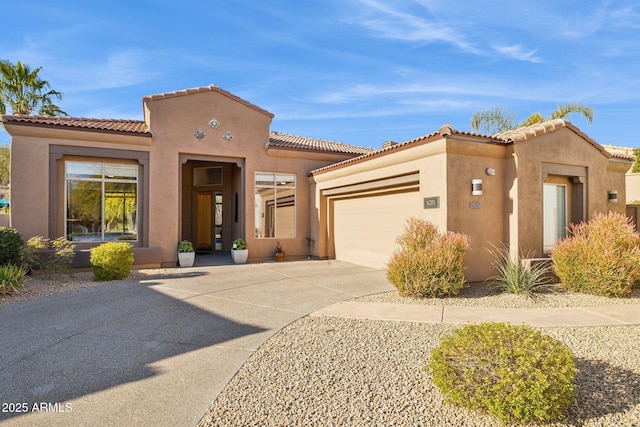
386, 217, 470, 297
90, 242, 134, 281
0, 227, 24, 266
428, 322, 576, 425
551, 212, 640, 297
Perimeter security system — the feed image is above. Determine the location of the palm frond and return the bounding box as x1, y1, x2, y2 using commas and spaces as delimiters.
470, 108, 516, 134
549, 103, 594, 123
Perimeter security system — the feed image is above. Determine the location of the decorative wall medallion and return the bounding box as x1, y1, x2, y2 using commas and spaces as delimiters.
194, 129, 205, 140
208, 118, 220, 129
223, 131, 233, 142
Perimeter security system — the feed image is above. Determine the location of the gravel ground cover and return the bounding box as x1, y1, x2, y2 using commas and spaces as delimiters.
199, 317, 640, 427
356, 284, 640, 308
200, 283, 640, 426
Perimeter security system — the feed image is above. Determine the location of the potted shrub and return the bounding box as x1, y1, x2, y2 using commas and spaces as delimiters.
177, 240, 195, 267
274, 242, 285, 262
231, 238, 248, 264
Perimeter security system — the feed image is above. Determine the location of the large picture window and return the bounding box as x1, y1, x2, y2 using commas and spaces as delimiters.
65, 161, 138, 242
254, 172, 295, 239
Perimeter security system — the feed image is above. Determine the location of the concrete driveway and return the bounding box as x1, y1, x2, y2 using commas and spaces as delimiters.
0, 261, 393, 427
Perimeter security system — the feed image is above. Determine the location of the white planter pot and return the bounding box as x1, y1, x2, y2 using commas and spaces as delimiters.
231, 249, 248, 264
178, 252, 195, 267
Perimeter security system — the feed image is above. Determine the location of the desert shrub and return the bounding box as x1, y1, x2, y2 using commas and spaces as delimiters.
0, 264, 28, 295
177, 240, 194, 253
0, 227, 24, 266
90, 242, 134, 281
551, 212, 640, 297
488, 244, 551, 296
386, 218, 470, 298
428, 322, 576, 425
22, 236, 76, 273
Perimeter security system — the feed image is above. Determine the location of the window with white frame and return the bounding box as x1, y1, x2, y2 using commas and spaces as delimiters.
254, 172, 295, 239
65, 161, 138, 242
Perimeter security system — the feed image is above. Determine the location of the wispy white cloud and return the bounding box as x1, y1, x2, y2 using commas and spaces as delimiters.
295, 78, 511, 105
492, 45, 543, 63
350, 0, 481, 54
347, 0, 552, 63
55, 49, 160, 93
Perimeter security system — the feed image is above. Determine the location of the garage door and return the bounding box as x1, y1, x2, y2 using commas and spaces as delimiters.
332, 190, 422, 269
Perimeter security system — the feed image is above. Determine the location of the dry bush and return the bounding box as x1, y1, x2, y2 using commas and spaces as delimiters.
386, 218, 470, 298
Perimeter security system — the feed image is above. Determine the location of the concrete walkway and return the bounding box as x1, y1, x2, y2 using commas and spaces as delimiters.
312, 300, 640, 327
1, 260, 638, 427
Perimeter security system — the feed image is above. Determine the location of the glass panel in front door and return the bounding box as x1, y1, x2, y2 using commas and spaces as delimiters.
214, 192, 223, 251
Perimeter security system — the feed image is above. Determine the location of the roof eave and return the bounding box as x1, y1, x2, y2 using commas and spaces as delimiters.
2, 120, 151, 137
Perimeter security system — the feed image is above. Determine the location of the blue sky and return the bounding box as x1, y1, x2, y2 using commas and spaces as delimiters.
2, 0, 640, 149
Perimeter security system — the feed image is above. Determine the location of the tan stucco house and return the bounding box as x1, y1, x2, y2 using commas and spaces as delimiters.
1, 85, 633, 281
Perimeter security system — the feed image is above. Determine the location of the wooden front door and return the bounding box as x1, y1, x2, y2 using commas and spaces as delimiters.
195, 191, 213, 251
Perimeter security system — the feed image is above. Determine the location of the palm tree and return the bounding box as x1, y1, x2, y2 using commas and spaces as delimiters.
471, 104, 593, 135
0, 60, 67, 116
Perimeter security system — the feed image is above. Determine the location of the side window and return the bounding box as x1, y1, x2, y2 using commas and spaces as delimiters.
543, 183, 567, 253
65, 161, 138, 242
254, 172, 295, 239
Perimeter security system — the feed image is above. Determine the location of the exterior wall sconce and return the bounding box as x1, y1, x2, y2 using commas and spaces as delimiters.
471, 179, 483, 195
608, 190, 618, 203
486, 167, 496, 176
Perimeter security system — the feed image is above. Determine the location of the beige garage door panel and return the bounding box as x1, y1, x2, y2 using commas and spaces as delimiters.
333, 191, 421, 269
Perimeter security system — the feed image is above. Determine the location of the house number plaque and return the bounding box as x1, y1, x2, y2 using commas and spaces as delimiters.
424, 197, 440, 209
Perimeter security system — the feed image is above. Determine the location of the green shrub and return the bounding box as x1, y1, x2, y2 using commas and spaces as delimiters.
0, 227, 24, 266
22, 236, 76, 273
428, 322, 576, 425
90, 242, 134, 281
232, 238, 247, 250
0, 264, 28, 295
177, 240, 194, 253
488, 244, 551, 296
386, 217, 470, 298
551, 212, 640, 297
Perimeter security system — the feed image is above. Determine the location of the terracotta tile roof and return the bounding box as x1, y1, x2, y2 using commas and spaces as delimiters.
310, 124, 506, 175
603, 144, 637, 162
494, 118, 570, 142
143, 84, 274, 118
610, 152, 636, 161
268, 131, 373, 155
0, 114, 150, 136
494, 119, 620, 159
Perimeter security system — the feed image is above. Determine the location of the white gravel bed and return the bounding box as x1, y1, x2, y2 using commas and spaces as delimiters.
199, 317, 640, 427
356, 284, 640, 308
